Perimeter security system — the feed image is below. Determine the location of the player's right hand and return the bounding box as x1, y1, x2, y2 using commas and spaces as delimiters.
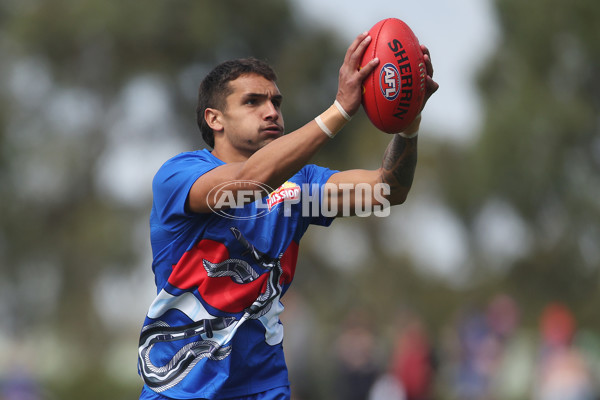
336, 32, 379, 117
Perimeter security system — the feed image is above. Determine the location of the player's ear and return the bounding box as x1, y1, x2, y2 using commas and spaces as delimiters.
205, 108, 224, 132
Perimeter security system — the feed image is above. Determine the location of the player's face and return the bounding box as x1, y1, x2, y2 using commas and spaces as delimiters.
217, 73, 285, 159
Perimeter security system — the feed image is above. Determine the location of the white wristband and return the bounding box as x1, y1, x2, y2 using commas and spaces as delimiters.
314, 101, 350, 139
398, 130, 418, 139
334, 100, 352, 121
315, 115, 335, 138
398, 113, 421, 139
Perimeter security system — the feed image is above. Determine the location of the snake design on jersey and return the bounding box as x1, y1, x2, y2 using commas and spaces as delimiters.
139, 227, 284, 392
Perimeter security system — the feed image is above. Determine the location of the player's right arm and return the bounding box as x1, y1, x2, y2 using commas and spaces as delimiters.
185, 127, 331, 214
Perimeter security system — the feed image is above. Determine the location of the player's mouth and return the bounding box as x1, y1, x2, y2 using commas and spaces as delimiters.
262, 124, 284, 136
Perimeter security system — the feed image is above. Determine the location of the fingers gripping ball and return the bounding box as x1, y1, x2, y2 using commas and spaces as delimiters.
361, 18, 426, 134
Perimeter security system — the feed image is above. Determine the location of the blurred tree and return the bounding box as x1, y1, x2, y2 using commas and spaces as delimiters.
438, 0, 600, 324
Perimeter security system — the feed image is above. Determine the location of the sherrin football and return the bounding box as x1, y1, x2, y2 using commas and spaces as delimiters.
361, 18, 426, 134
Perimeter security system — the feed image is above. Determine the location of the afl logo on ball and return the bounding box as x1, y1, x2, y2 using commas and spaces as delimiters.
379, 63, 400, 101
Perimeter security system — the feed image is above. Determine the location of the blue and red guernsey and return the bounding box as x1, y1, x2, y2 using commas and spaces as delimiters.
138, 149, 336, 400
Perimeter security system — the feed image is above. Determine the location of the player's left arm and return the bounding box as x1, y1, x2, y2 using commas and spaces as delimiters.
325, 115, 420, 214
325, 45, 438, 215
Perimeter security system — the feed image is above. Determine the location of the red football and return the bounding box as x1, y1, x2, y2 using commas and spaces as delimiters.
361, 18, 426, 134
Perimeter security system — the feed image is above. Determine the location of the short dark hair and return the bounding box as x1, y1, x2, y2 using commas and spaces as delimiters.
196, 57, 278, 148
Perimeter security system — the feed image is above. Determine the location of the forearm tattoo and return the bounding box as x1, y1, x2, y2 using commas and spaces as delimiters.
381, 135, 418, 188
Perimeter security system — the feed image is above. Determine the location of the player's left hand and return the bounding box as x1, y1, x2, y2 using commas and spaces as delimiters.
420, 45, 439, 111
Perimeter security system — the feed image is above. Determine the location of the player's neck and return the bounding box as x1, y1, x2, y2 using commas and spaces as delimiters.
211, 145, 251, 164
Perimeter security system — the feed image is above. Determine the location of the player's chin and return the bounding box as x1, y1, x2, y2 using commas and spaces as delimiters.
259, 130, 284, 144
253, 137, 274, 151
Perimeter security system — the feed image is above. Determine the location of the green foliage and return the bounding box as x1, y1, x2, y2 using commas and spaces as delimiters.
440, 0, 600, 317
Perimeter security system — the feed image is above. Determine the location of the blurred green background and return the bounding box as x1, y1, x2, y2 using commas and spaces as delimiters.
1, 0, 599, 399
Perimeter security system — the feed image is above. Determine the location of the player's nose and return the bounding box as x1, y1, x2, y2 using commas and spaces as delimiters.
264, 102, 280, 120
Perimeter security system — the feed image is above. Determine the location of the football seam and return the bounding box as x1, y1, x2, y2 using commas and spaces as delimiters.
372, 19, 387, 130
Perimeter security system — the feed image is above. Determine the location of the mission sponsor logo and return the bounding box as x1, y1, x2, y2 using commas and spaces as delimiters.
267, 182, 301, 210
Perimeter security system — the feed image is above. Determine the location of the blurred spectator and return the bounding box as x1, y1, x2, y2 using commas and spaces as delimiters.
388, 316, 435, 400
454, 308, 493, 399
575, 330, 600, 393
540, 303, 576, 349
486, 294, 519, 341
532, 303, 596, 400
1, 367, 43, 400
332, 310, 380, 400
488, 294, 535, 400
368, 373, 406, 400
450, 294, 526, 400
